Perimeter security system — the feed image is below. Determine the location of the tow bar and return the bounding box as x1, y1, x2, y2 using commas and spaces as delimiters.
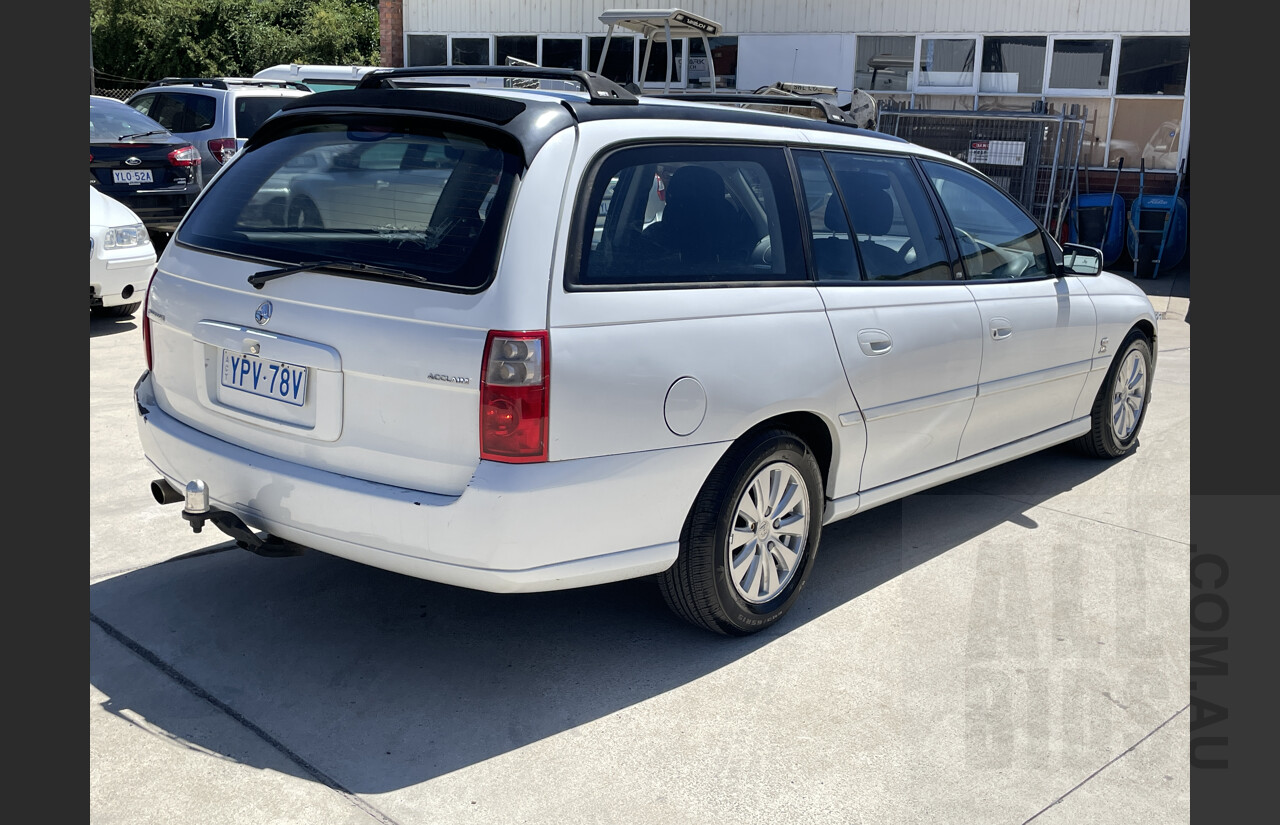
152, 477, 305, 558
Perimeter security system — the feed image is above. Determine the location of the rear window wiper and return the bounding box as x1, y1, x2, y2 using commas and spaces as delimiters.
249, 260, 432, 289
118, 130, 170, 140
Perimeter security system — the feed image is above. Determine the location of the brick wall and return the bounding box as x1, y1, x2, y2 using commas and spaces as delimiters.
378, 0, 404, 68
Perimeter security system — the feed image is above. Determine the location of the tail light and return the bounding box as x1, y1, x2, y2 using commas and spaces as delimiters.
142, 268, 157, 371
207, 138, 238, 164
480, 330, 549, 463
168, 145, 201, 167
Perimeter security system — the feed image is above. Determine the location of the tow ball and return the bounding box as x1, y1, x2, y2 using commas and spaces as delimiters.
152, 478, 304, 558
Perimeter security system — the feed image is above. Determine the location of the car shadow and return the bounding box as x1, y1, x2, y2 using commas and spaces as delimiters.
90, 315, 139, 337
89, 442, 1130, 795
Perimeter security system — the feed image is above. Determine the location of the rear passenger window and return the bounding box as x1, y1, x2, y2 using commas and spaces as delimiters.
571, 144, 804, 287
794, 150, 861, 282
235, 97, 293, 139
135, 92, 215, 133
825, 152, 953, 282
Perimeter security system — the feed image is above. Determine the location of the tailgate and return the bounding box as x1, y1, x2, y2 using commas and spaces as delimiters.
147, 248, 490, 496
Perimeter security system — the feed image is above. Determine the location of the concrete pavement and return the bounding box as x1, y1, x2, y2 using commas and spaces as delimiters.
90, 262, 1191, 825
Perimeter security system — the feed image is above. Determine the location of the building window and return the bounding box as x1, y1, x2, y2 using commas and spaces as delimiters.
451, 37, 491, 66
407, 34, 447, 67
642, 39, 683, 85
1049, 38, 1114, 92
856, 36, 914, 93
687, 37, 737, 89
496, 36, 538, 66
589, 35, 636, 84
1110, 99, 1184, 171
980, 37, 1045, 94
1117, 37, 1189, 95
917, 38, 976, 89
1047, 97, 1113, 168
540, 37, 584, 70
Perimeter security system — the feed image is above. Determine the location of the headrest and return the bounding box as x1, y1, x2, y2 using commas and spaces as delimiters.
665, 165, 726, 206
835, 171, 893, 236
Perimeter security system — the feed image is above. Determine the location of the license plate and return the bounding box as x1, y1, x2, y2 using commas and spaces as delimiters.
112, 169, 154, 185
221, 351, 308, 406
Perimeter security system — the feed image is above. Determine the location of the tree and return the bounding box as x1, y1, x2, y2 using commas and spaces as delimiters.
90, 0, 378, 87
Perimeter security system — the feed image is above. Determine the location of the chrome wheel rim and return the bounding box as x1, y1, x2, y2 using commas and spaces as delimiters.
1109, 348, 1147, 441
728, 461, 810, 604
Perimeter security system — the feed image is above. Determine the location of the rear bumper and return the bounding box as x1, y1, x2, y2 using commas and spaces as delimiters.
135, 370, 725, 593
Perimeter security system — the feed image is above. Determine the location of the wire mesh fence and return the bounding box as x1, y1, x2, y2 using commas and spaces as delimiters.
92, 85, 146, 100
877, 107, 1086, 236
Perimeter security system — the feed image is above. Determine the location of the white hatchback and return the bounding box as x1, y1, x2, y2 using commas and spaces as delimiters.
135, 67, 1158, 635
90, 187, 155, 318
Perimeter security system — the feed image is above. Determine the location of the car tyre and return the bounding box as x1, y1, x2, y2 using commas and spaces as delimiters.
287, 199, 323, 229
659, 428, 823, 635
1077, 329, 1153, 458
91, 301, 141, 319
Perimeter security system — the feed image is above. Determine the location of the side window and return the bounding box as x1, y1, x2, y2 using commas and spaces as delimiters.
128, 93, 158, 121
921, 159, 1053, 280
826, 152, 952, 282
793, 150, 861, 282
572, 144, 804, 287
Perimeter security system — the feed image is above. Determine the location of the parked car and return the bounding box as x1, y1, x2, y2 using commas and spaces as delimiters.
136, 67, 1158, 636
89, 95, 203, 233
126, 78, 313, 173
252, 63, 380, 93
89, 187, 156, 318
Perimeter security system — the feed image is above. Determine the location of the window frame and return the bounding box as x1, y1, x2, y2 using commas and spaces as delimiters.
914, 35, 980, 96
538, 35, 586, 70
1046, 35, 1118, 97
564, 141, 808, 292
448, 34, 495, 67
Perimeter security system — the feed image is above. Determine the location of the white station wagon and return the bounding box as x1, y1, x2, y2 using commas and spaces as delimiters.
136, 67, 1158, 635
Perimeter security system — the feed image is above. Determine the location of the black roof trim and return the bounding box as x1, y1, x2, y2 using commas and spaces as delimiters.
268, 89, 578, 167
356, 66, 638, 104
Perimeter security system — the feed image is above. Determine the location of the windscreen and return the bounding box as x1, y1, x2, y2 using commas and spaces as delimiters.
90, 98, 169, 143
177, 113, 522, 291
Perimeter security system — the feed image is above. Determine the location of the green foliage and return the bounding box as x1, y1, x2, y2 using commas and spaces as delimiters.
90, 0, 379, 85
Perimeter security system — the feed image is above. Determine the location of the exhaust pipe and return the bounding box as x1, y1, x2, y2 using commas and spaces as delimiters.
151, 478, 184, 505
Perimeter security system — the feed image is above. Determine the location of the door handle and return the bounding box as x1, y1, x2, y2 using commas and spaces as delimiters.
990, 317, 1013, 340
857, 329, 892, 356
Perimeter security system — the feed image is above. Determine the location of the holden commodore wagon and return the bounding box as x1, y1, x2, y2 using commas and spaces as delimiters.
135, 67, 1158, 636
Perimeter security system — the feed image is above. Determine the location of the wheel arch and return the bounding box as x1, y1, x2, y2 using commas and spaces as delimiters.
734, 410, 836, 495
1132, 318, 1157, 366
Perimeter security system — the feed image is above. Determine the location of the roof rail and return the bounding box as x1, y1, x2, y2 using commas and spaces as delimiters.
144, 77, 311, 92
148, 77, 229, 90
356, 66, 638, 104
652, 93, 860, 127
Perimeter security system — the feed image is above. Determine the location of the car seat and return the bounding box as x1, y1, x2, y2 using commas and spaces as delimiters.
838, 171, 909, 280
643, 165, 757, 273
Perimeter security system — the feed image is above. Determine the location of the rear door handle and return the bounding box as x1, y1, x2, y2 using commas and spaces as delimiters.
990, 317, 1013, 340
857, 329, 892, 356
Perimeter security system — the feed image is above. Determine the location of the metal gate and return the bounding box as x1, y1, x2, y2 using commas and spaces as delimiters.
877, 108, 1086, 235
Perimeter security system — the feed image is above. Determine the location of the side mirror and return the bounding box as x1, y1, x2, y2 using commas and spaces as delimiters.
1060, 242, 1104, 276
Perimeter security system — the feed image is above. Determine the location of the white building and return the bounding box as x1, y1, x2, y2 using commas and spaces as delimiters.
379, 1, 1190, 176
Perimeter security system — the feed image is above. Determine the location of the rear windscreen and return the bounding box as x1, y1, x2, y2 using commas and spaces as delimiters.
176, 113, 522, 291
234, 97, 295, 139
